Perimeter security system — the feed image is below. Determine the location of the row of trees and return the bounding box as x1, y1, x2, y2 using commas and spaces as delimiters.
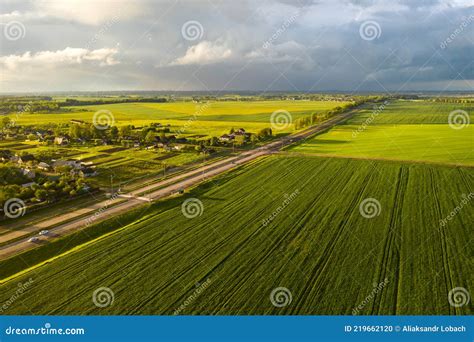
293, 96, 390, 130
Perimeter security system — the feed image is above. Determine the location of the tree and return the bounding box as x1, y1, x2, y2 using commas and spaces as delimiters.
110, 126, 119, 139
257, 128, 272, 139
35, 189, 48, 201
160, 132, 167, 143
145, 131, 155, 144
141, 127, 151, 140
119, 125, 132, 138
234, 135, 245, 146
69, 124, 82, 139
1, 117, 11, 129
209, 136, 219, 146
250, 134, 258, 145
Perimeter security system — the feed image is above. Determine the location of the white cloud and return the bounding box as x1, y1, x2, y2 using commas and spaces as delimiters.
169, 41, 232, 66
245, 40, 316, 69
0, 47, 119, 70
0, 0, 146, 26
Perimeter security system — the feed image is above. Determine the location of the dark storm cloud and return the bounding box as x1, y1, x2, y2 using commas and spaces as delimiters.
0, 0, 472, 92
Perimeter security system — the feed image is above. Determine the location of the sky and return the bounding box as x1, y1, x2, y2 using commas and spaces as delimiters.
0, 0, 473, 93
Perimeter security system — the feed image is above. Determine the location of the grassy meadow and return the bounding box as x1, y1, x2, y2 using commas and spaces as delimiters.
10, 100, 350, 137
348, 100, 473, 125
289, 100, 474, 165
0, 156, 471, 315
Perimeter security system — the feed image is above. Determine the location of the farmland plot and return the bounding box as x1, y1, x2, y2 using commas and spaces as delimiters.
289, 100, 474, 165
0, 156, 471, 315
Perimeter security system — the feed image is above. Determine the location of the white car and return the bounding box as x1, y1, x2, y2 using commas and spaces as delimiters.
39, 230, 49, 236
28, 237, 39, 243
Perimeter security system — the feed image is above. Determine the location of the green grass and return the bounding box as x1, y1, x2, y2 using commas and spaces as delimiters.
348, 100, 474, 125
0, 156, 471, 315
289, 100, 474, 165
8, 100, 349, 137
290, 124, 474, 165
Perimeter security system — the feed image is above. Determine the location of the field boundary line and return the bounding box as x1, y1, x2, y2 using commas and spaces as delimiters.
279, 152, 474, 168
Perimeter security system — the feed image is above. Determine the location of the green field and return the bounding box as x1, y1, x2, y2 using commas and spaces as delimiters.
0, 156, 471, 315
9, 100, 349, 136
348, 100, 473, 125
289, 101, 474, 165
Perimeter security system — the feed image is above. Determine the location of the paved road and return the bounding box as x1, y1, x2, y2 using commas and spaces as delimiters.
0, 109, 356, 259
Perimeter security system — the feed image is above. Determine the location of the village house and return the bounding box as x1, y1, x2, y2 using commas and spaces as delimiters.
37, 162, 51, 171
219, 134, 234, 142
21, 181, 36, 188
0, 150, 12, 162
21, 168, 36, 179
52, 159, 82, 170
54, 136, 69, 145
80, 168, 98, 177
17, 154, 35, 165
